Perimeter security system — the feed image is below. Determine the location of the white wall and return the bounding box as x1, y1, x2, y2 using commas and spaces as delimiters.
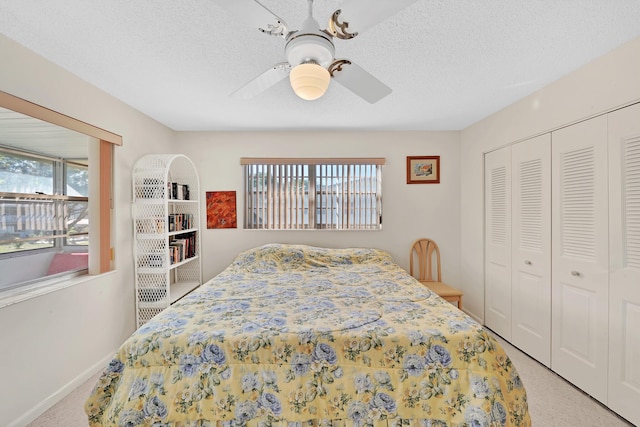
0, 34, 177, 426
460, 36, 640, 321
178, 131, 461, 285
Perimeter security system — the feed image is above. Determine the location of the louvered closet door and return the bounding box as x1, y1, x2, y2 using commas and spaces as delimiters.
511, 134, 551, 367
552, 115, 609, 404
608, 103, 640, 426
484, 147, 512, 339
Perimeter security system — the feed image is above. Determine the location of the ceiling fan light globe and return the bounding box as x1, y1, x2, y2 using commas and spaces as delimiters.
290, 63, 330, 100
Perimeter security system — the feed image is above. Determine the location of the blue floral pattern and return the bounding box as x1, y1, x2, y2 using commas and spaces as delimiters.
85, 244, 530, 426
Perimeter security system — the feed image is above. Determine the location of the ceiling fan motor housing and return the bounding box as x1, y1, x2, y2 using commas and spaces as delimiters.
285, 31, 335, 67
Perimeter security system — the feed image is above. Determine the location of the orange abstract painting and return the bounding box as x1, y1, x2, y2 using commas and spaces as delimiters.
206, 191, 237, 229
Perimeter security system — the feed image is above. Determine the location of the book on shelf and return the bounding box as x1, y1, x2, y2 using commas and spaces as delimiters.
171, 183, 178, 200
166, 182, 190, 200
168, 213, 193, 232
169, 231, 196, 264
137, 179, 190, 200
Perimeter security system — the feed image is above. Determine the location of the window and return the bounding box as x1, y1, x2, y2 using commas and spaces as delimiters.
0, 91, 121, 298
0, 149, 89, 254
64, 161, 89, 246
242, 158, 384, 230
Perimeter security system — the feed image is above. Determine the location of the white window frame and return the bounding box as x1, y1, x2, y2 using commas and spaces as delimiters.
0, 147, 89, 258
242, 158, 384, 230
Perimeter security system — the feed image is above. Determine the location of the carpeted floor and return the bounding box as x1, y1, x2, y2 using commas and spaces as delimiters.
26, 329, 633, 426
487, 331, 632, 426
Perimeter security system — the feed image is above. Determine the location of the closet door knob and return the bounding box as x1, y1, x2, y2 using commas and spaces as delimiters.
524, 260, 532, 265
571, 270, 581, 277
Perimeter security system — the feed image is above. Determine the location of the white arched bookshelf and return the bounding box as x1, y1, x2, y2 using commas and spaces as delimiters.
132, 154, 202, 326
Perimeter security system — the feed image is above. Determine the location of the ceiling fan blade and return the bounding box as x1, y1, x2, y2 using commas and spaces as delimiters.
329, 60, 392, 104
328, 0, 419, 39
231, 63, 291, 99
211, 0, 288, 37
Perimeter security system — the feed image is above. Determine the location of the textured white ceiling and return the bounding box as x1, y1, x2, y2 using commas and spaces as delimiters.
1, 0, 640, 131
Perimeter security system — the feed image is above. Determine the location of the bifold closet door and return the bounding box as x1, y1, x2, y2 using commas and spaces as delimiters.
511, 134, 551, 367
552, 115, 609, 404
484, 147, 512, 339
608, 103, 640, 426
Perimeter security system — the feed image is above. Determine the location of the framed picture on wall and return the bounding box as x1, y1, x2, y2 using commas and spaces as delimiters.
407, 156, 440, 184
206, 191, 237, 228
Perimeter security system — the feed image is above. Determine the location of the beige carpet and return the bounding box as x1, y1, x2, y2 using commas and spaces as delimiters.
26, 330, 633, 426
488, 331, 632, 426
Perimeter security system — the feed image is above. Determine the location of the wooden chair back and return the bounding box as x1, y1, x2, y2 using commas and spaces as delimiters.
409, 238, 442, 282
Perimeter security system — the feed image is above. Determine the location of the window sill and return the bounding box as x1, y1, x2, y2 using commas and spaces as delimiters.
0, 270, 116, 309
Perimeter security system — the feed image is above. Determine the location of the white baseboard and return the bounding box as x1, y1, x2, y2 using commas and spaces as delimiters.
8, 352, 116, 427
463, 308, 483, 324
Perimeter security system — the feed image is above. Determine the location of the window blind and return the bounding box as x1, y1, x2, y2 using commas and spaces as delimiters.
242, 158, 383, 230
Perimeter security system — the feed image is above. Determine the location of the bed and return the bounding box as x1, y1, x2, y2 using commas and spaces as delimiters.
85, 244, 530, 426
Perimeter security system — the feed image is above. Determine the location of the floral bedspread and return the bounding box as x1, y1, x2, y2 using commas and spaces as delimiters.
85, 244, 530, 426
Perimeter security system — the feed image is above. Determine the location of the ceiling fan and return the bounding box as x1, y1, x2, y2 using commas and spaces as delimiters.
213, 0, 419, 103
